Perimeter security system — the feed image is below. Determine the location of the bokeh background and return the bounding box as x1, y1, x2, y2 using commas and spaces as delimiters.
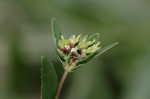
1, 0, 150, 99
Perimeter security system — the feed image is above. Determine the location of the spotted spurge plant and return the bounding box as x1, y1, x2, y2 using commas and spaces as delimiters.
41, 18, 118, 99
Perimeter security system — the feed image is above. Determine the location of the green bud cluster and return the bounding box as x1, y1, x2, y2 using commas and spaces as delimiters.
57, 34, 101, 72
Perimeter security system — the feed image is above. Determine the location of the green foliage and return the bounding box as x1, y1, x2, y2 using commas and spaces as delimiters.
41, 56, 58, 99
77, 42, 118, 65
87, 33, 100, 41
51, 18, 62, 46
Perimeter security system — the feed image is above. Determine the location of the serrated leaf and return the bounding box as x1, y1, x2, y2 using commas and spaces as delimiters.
77, 42, 118, 65
51, 18, 62, 45
41, 56, 58, 99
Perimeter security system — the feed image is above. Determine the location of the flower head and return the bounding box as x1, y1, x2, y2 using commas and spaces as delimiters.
51, 19, 118, 72
57, 33, 101, 72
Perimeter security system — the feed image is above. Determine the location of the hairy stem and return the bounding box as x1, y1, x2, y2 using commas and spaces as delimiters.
55, 70, 68, 99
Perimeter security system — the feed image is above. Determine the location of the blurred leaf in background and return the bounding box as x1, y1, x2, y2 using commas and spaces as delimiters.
41, 56, 58, 99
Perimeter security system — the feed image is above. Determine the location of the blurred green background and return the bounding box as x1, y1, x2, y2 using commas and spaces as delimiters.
0, 0, 150, 99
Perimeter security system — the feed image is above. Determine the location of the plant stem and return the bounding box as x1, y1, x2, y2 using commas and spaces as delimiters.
55, 70, 68, 99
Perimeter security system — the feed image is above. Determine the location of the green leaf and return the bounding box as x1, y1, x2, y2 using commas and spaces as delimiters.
51, 18, 62, 45
88, 33, 100, 41
41, 56, 58, 99
96, 42, 119, 56
52, 60, 64, 79
77, 42, 118, 65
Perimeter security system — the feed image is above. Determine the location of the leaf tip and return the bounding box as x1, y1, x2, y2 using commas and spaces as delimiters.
41, 56, 46, 62
51, 17, 56, 25
113, 42, 119, 46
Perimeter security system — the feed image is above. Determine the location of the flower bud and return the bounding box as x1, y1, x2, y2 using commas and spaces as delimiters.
71, 48, 77, 56
69, 42, 75, 47
80, 49, 86, 55
60, 45, 70, 53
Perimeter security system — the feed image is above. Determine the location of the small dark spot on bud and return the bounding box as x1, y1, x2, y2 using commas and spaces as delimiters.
77, 49, 81, 54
